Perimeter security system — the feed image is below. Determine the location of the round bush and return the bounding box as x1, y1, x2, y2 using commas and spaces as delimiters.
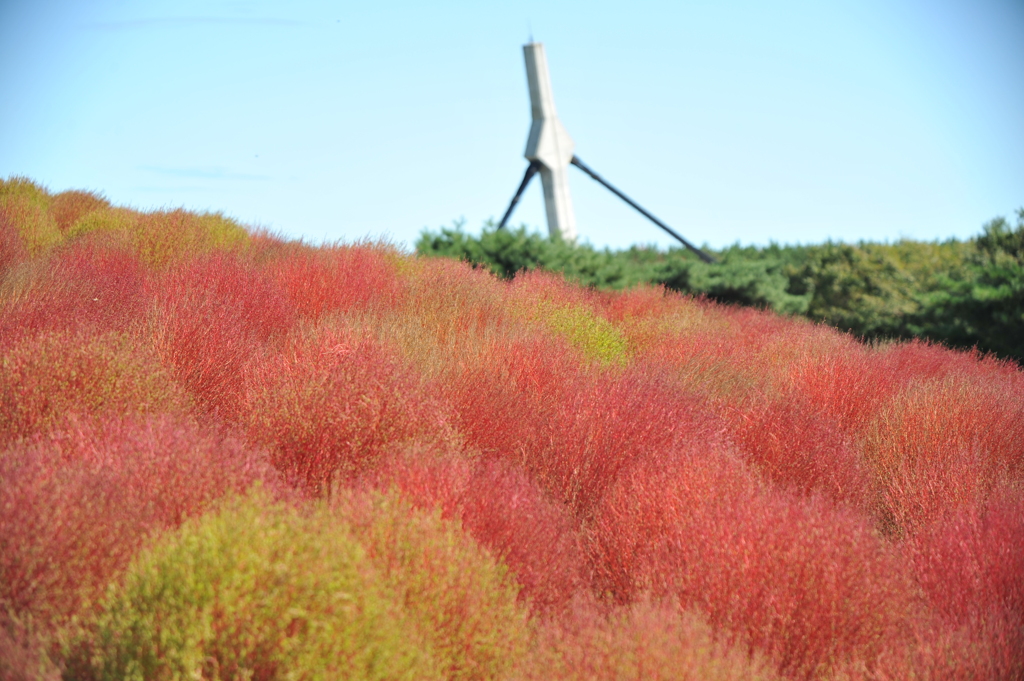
66, 492, 438, 681
68, 489, 532, 681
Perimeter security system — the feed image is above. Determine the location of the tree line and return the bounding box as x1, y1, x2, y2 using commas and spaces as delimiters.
417, 209, 1024, 364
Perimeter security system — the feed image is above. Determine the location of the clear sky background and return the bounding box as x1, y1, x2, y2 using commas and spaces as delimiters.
1, 0, 1022, 251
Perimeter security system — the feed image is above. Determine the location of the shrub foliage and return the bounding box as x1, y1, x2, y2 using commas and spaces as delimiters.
2, 176, 1023, 680
418, 211, 1024, 364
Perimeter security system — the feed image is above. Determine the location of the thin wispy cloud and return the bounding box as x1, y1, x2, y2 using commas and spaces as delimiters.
5, 0, 1018, 250
130, 185, 222, 194
140, 165, 272, 181
84, 17, 305, 30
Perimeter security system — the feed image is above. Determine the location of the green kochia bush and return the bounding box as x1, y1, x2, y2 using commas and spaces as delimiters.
528, 300, 629, 365
0, 176, 62, 255
65, 491, 431, 681
335, 489, 531, 680
66, 489, 530, 681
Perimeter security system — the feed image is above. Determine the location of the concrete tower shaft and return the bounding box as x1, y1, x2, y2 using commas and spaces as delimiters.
522, 43, 577, 241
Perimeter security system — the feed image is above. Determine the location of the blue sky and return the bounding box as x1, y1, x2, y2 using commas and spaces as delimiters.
1, 0, 1022, 251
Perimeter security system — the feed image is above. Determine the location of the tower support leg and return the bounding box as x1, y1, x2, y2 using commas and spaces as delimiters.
539, 164, 577, 241
498, 160, 541, 229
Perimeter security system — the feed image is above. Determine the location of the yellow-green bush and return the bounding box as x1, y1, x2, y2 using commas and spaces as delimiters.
0, 177, 62, 255
66, 489, 531, 681
1, 179, 252, 268
51, 189, 111, 233
336, 491, 532, 681
66, 207, 139, 241
69, 208, 251, 269
525, 300, 629, 365
65, 492, 439, 681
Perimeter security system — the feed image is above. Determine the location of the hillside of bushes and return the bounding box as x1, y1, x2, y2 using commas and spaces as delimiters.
2, 175, 1023, 680
418, 212, 1024, 364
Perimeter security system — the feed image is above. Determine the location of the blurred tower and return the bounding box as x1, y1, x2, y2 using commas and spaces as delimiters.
522, 43, 577, 241
498, 43, 715, 263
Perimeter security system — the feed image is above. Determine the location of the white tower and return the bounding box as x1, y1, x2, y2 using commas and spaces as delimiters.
522, 43, 577, 242
498, 44, 715, 262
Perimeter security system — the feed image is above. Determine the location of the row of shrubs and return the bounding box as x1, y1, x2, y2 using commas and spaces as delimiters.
2, 176, 1023, 679
417, 212, 1024, 364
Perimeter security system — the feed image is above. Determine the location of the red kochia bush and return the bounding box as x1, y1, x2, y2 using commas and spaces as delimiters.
371, 449, 585, 612
908, 488, 1024, 678
444, 337, 578, 472
787, 340, 1022, 444
0, 414, 287, 629
525, 597, 781, 681
50, 190, 110, 233
882, 338, 1021, 386
598, 282, 680, 322
0, 610, 60, 681
447, 337, 724, 521
270, 243, 405, 319
367, 446, 471, 518
866, 376, 1024, 536
459, 458, 584, 610
0, 330, 192, 449
509, 268, 599, 310
243, 327, 453, 495
0, 240, 150, 348
150, 253, 295, 418
590, 447, 917, 679
727, 395, 872, 508
912, 489, 1024, 626
785, 345, 902, 439
541, 365, 723, 521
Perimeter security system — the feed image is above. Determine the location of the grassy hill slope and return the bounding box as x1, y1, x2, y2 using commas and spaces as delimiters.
2, 177, 1023, 680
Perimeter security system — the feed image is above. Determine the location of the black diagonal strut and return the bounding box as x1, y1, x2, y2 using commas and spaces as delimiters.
570, 156, 716, 263
498, 160, 542, 229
